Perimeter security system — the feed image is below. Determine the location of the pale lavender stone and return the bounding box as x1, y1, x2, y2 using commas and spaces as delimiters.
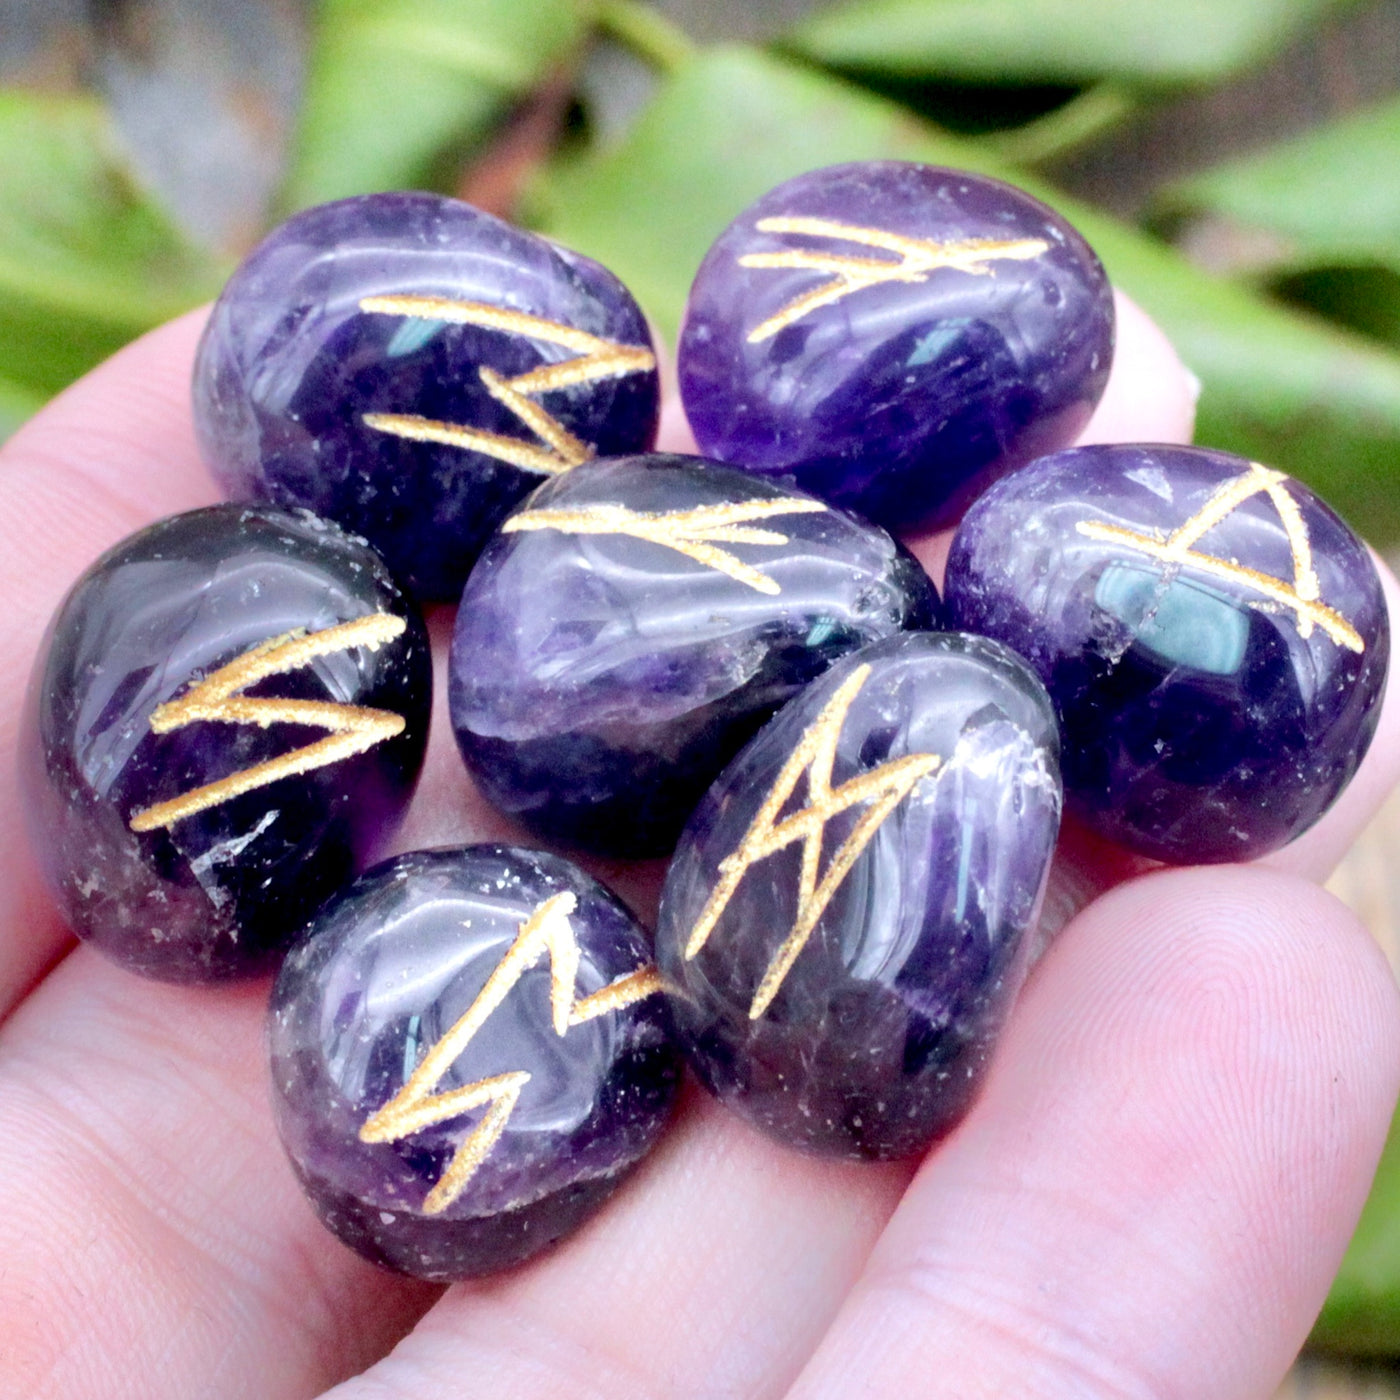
451, 452, 940, 858
269, 845, 681, 1280
678, 162, 1113, 530
944, 443, 1389, 863
655, 632, 1061, 1159
194, 192, 660, 601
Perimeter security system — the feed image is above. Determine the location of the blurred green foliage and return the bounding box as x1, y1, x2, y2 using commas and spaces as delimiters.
531, 44, 1400, 539
284, 0, 587, 208
1163, 95, 1400, 272
788, 0, 1342, 84
1316, 1119, 1400, 1354
4, 0, 1400, 1361
1161, 96, 1400, 355
3, 0, 1398, 547
0, 88, 226, 400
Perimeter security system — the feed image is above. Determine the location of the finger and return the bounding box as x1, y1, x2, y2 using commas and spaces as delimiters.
0, 309, 218, 1014
295, 296, 1213, 1399
0, 935, 914, 1399
0, 949, 439, 1398
0, 317, 907, 1400
904, 288, 1197, 590
656, 393, 698, 454
317, 1090, 910, 1400
1076, 289, 1200, 449
781, 865, 1400, 1400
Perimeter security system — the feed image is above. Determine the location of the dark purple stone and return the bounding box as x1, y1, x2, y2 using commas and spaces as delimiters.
944, 443, 1389, 863
450, 452, 940, 859
21, 504, 431, 982
269, 845, 681, 1280
194, 192, 660, 601
677, 162, 1113, 531
655, 632, 1061, 1160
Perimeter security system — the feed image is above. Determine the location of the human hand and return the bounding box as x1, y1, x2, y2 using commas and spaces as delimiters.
0, 294, 1396, 1399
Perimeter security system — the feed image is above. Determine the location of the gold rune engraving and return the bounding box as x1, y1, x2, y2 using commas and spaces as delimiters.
1075, 461, 1364, 653
684, 664, 940, 1020
502, 498, 828, 595
359, 891, 663, 1214
739, 216, 1050, 345
360, 295, 656, 476
128, 614, 408, 833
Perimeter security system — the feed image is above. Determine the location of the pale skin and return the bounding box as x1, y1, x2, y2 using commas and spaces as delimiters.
0, 293, 1397, 1399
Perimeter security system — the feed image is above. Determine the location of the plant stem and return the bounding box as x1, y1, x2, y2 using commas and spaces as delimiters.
990, 85, 1135, 167
595, 1, 695, 76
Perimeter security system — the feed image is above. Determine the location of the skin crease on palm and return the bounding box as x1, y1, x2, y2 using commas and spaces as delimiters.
0, 291, 1396, 1400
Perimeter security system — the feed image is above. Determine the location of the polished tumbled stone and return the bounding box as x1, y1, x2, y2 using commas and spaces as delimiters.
22, 504, 431, 981
451, 452, 940, 858
944, 443, 1389, 863
677, 161, 1113, 531
195, 192, 660, 601
270, 845, 681, 1280
656, 632, 1061, 1160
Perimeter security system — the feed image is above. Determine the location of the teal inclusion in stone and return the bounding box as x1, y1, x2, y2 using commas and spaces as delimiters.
1094, 565, 1249, 677
944, 443, 1389, 863
195, 193, 660, 601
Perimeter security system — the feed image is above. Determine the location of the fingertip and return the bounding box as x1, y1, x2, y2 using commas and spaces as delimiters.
786, 863, 1400, 1400
1004, 864, 1400, 1347
1076, 288, 1199, 450
656, 393, 698, 455
3, 306, 213, 509
1025, 863, 1400, 1115
0, 307, 217, 1018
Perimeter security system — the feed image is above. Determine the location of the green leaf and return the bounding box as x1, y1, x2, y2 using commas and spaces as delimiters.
282, 0, 590, 210
0, 88, 226, 399
1312, 1105, 1400, 1354
527, 46, 946, 343
788, 0, 1342, 85
987, 84, 1137, 165
528, 45, 1400, 539
1161, 96, 1400, 273
1274, 264, 1400, 350
0, 373, 44, 443
595, 0, 695, 75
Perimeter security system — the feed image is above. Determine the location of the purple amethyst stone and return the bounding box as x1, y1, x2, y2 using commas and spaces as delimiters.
944, 443, 1389, 863
655, 632, 1061, 1160
269, 845, 681, 1280
21, 504, 431, 981
194, 193, 660, 601
450, 453, 940, 859
677, 162, 1113, 530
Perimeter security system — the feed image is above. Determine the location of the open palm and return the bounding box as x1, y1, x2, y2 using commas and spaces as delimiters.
1, 297, 1396, 1400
